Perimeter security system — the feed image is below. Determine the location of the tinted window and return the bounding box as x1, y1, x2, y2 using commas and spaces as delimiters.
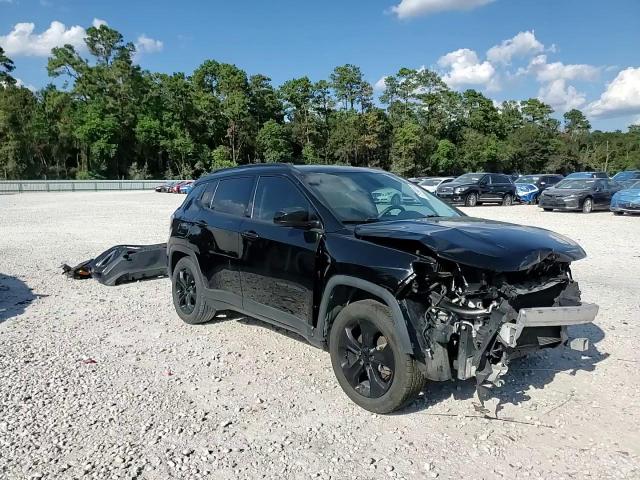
253, 176, 311, 222
212, 177, 254, 217
199, 181, 217, 208
490, 174, 504, 184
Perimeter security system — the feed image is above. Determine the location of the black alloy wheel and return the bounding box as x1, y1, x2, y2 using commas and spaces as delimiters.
175, 268, 197, 315
171, 256, 216, 324
337, 318, 395, 398
329, 300, 425, 413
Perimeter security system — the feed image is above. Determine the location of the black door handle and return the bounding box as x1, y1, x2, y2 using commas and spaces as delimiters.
241, 230, 260, 240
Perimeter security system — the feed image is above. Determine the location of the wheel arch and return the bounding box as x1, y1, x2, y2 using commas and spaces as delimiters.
316, 275, 415, 355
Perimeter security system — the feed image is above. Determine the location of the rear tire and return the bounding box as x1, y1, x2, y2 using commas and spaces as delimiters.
464, 192, 478, 207
502, 194, 513, 206
172, 256, 216, 325
613, 211, 624, 216
329, 299, 424, 414
582, 197, 593, 214
543, 208, 553, 212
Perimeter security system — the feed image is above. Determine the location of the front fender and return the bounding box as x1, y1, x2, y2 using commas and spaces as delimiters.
316, 275, 416, 355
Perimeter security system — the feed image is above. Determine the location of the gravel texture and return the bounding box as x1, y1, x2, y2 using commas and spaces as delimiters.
0, 191, 639, 480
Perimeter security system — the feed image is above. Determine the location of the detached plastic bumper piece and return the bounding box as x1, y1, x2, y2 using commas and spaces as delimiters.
62, 244, 167, 286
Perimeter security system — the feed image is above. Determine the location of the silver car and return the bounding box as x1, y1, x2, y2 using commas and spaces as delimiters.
417, 177, 455, 193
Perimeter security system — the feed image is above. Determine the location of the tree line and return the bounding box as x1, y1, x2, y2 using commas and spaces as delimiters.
1, 24, 639, 180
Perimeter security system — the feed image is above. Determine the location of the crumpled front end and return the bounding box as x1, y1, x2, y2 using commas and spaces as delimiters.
402, 255, 597, 408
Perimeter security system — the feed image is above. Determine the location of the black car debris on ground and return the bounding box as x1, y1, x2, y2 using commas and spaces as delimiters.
156, 164, 597, 414
538, 178, 621, 213
435, 173, 517, 207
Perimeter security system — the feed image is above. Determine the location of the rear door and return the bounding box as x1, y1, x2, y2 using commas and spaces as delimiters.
239, 175, 321, 330
191, 176, 255, 307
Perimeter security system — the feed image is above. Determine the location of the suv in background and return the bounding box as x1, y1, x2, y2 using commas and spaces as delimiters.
436, 173, 516, 206
167, 164, 596, 414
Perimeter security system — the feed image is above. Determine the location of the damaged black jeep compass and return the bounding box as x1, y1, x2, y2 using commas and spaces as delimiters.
168, 164, 598, 413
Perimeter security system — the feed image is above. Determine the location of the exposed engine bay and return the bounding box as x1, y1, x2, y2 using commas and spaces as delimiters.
403, 256, 597, 410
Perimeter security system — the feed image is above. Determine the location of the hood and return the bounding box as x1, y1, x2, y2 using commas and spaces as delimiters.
354, 217, 586, 272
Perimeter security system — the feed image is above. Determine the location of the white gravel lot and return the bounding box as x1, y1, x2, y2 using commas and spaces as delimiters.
1, 191, 639, 480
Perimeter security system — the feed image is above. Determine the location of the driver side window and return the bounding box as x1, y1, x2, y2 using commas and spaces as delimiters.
253, 176, 312, 223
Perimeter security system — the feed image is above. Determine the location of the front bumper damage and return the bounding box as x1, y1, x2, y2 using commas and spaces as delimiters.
405, 258, 598, 412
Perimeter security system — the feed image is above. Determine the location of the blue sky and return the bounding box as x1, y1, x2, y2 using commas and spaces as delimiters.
2, 0, 639, 130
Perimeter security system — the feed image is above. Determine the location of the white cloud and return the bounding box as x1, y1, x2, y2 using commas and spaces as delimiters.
374, 75, 388, 91
391, 0, 495, 19
438, 48, 498, 90
0, 21, 86, 57
523, 54, 600, 82
587, 67, 640, 118
92, 18, 108, 28
538, 79, 586, 112
486, 30, 544, 65
15, 78, 37, 92
135, 34, 163, 54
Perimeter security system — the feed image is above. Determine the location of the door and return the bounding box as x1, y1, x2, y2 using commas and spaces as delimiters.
478, 175, 493, 201
592, 179, 609, 208
239, 175, 321, 330
189, 176, 255, 307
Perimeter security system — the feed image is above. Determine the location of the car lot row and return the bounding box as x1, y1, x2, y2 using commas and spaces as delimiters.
410, 170, 640, 215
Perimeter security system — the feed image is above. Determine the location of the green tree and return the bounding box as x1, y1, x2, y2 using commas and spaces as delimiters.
0, 47, 16, 86
257, 120, 292, 162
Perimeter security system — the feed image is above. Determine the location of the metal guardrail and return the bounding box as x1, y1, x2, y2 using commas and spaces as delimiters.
0, 180, 181, 194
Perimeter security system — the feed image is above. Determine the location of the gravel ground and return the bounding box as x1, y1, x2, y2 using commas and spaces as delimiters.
1, 191, 639, 480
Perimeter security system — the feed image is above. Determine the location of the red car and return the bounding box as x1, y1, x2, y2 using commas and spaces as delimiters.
169, 181, 189, 193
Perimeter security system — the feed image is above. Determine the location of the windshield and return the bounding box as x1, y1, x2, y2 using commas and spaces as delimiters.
515, 175, 540, 184
613, 171, 640, 181
419, 178, 442, 187
453, 173, 484, 184
555, 179, 595, 189
303, 171, 461, 223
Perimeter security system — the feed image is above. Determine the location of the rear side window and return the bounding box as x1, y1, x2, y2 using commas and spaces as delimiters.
253, 176, 311, 222
490, 174, 503, 184
212, 177, 254, 217
200, 181, 218, 208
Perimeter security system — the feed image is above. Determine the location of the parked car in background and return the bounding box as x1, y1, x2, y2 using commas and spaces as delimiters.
514, 174, 564, 203
612, 170, 640, 183
155, 181, 177, 193
539, 178, 621, 213
565, 171, 609, 179
610, 180, 640, 215
371, 187, 416, 206
408, 176, 429, 184
417, 177, 455, 193
179, 181, 195, 194
436, 173, 516, 206
169, 180, 189, 193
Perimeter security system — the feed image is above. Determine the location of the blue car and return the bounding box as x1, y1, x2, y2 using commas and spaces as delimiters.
610, 180, 640, 215
612, 170, 640, 183
515, 183, 539, 203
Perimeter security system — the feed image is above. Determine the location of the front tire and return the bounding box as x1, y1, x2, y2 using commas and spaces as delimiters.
543, 208, 553, 212
329, 300, 424, 414
172, 256, 216, 325
613, 211, 624, 216
464, 192, 478, 207
582, 197, 593, 214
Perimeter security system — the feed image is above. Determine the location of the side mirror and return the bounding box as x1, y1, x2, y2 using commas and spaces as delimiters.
274, 208, 321, 229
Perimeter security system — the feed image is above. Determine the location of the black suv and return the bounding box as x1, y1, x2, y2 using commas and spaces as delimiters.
436, 173, 516, 207
168, 165, 597, 413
